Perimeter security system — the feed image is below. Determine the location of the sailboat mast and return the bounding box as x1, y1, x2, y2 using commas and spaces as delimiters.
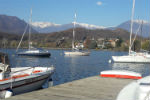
129, 0, 135, 55
140, 21, 143, 50
29, 8, 32, 50
72, 13, 76, 49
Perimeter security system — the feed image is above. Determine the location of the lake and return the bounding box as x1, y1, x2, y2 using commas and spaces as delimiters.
0, 49, 150, 86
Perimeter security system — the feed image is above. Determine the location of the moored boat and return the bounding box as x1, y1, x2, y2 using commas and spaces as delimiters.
64, 50, 90, 56
111, 0, 150, 63
16, 8, 51, 57
64, 13, 90, 56
112, 51, 150, 63
17, 48, 51, 57
0, 63, 55, 98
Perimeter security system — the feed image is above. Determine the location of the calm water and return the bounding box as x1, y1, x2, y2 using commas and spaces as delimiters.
0, 49, 150, 86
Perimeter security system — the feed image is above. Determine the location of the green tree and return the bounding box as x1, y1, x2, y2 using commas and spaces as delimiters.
89, 40, 97, 49
10, 40, 17, 48
120, 43, 128, 51
142, 40, 150, 50
132, 40, 141, 51
116, 37, 123, 47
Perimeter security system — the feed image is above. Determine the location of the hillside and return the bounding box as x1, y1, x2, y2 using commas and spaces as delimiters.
0, 28, 141, 48
43, 28, 137, 41
0, 15, 37, 34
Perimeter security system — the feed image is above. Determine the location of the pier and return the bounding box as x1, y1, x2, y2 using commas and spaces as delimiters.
6, 76, 133, 100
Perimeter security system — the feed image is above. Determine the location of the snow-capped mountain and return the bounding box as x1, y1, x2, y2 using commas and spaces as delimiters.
133, 20, 149, 24
31, 22, 61, 28
31, 20, 150, 37
75, 22, 106, 29
117, 20, 150, 37
31, 22, 106, 33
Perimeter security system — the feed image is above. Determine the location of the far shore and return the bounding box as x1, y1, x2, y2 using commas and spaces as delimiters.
0, 47, 128, 52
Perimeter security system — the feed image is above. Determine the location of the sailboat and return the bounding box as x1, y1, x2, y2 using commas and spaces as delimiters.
17, 9, 51, 57
64, 13, 90, 56
112, 0, 150, 63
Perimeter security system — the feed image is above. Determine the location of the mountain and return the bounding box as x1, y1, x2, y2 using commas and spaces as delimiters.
31, 22, 106, 33
0, 14, 148, 38
32, 20, 150, 37
0, 15, 37, 34
117, 20, 150, 37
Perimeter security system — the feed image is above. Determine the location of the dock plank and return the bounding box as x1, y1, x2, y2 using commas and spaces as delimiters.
5, 76, 133, 100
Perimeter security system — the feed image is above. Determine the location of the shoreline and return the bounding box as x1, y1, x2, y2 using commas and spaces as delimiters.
0, 47, 128, 52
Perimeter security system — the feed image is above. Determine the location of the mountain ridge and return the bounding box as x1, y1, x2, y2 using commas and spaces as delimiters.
0, 14, 149, 38
31, 22, 106, 33
31, 20, 150, 37
117, 20, 150, 37
0, 14, 37, 34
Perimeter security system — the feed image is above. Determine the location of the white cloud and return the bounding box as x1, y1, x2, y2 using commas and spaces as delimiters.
97, 1, 102, 6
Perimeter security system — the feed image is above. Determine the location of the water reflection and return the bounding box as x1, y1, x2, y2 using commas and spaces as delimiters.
111, 63, 150, 76
11, 56, 52, 68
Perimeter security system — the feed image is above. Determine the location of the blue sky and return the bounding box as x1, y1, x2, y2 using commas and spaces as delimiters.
0, 0, 149, 27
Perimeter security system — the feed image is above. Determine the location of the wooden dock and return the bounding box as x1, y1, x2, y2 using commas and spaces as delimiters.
5, 76, 133, 100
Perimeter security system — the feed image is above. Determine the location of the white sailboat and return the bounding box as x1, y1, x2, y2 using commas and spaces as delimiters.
17, 9, 51, 57
64, 13, 90, 56
112, 0, 150, 63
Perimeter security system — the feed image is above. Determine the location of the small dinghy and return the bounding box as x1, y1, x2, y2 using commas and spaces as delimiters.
100, 70, 142, 79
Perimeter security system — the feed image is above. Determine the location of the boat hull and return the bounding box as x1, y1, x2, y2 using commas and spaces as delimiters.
12, 73, 51, 95
0, 67, 54, 95
117, 76, 150, 100
17, 52, 51, 57
100, 70, 142, 79
64, 51, 90, 56
112, 55, 150, 63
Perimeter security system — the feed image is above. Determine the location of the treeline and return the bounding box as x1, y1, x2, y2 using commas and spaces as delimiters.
0, 28, 147, 51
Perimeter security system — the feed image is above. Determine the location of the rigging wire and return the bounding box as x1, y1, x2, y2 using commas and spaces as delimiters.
130, 22, 142, 49
16, 23, 29, 52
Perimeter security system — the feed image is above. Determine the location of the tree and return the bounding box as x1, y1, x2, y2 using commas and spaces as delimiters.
120, 43, 128, 51
132, 40, 141, 51
84, 38, 91, 48
116, 37, 123, 47
142, 40, 150, 50
89, 40, 97, 49
10, 40, 17, 48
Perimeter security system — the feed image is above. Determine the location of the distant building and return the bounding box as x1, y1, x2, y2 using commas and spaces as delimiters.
97, 38, 105, 48
108, 38, 119, 48
108, 40, 116, 47
97, 38, 119, 48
